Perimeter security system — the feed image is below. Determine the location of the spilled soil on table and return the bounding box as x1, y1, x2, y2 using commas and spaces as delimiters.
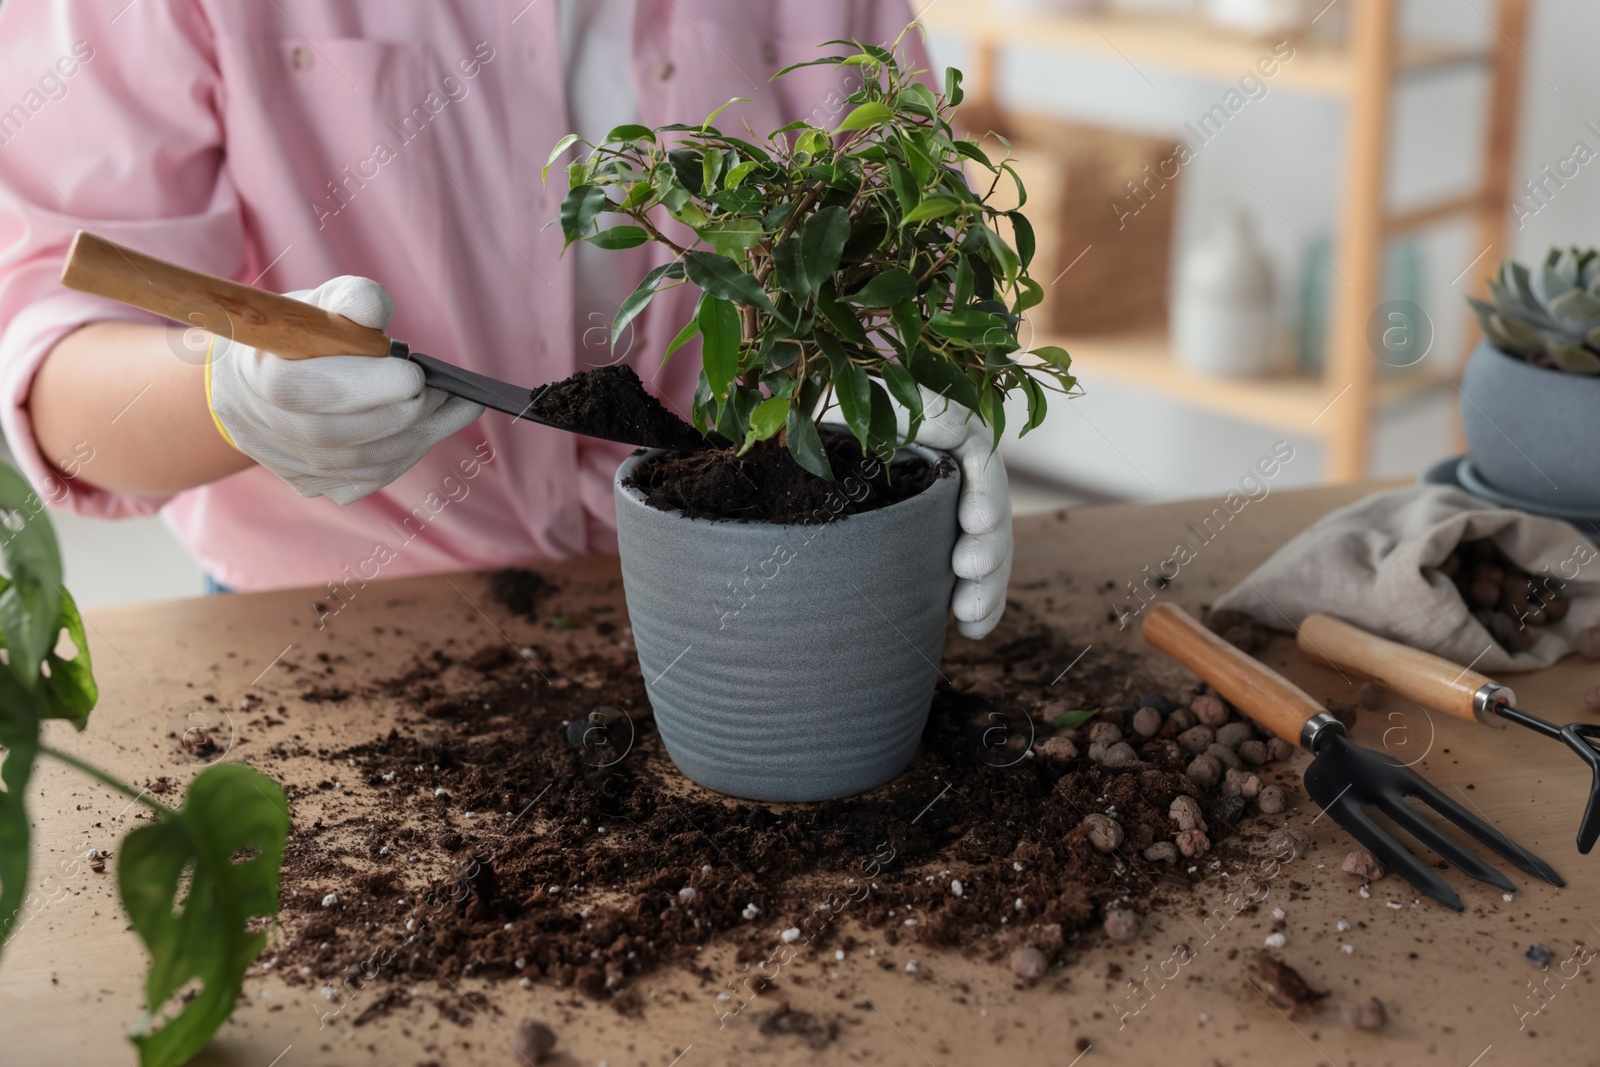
264, 572, 1301, 1022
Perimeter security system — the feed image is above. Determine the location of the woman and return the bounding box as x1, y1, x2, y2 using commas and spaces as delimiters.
0, 0, 1011, 636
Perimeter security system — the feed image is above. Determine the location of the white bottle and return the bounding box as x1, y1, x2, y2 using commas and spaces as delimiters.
1173, 211, 1277, 378
1203, 0, 1314, 37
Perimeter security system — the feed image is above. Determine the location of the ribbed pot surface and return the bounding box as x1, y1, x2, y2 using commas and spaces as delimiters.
613, 446, 960, 802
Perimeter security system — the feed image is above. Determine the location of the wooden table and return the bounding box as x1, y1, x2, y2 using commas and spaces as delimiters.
4, 483, 1597, 1066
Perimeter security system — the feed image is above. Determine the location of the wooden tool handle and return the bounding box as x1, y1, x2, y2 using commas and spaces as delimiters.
1295, 613, 1502, 725
1141, 603, 1325, 748
59, 231, 391, 358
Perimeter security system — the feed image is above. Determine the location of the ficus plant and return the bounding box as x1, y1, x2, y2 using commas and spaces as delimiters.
0, 461, 288, 1067
547, 40, 1076, 479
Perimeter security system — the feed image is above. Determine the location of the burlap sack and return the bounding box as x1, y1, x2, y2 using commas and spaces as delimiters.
1212, 486, 1600, 673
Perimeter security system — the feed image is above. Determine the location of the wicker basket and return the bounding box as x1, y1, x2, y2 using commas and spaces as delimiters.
962, 107, 1180, 337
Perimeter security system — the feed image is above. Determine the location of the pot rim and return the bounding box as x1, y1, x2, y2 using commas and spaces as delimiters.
614, 440, 958, 531
1471, 336, 1600, 386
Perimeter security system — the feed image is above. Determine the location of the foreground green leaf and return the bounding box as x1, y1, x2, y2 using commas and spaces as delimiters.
121, 763, 289, 1067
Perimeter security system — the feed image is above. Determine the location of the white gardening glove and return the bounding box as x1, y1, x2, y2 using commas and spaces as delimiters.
910, 388, 1013, 639
206, 276, 483, 505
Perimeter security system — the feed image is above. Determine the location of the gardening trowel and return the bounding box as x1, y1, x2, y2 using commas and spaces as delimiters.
58, 231, 713, 451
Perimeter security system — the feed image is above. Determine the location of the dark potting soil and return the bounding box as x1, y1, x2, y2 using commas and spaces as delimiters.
626, 433, 947, 524
529, 364, 706, 450
265, 586, 1303, 1015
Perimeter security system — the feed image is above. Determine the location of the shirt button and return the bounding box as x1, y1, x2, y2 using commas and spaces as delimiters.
290, 45, 313, 70
761, 41, 778, 64
656, 61, 674, 81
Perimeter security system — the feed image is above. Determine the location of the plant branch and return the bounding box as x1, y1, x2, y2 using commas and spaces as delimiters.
39, 744, 176, 817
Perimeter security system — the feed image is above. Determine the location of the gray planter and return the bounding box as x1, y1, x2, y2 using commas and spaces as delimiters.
613, 446, 960, 802
1461, 339, 1600, 509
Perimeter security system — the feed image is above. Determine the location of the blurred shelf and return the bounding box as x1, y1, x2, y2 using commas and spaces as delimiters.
1033, 329, 1454, 433
920, 4, 1489, 96
925, 0, 1528, 481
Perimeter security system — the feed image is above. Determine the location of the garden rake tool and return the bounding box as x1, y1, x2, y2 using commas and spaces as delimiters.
1298, 611, 1600, 855
1143, 603, 1565, 911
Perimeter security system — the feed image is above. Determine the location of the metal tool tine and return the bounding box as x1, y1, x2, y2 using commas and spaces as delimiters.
1560, 723, 1600, 854
1372, 791, 1514, 892
1402, 773, 1566, 887
1323, 791, 1464, 912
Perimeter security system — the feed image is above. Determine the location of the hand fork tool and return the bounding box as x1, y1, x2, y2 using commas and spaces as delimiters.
1143, 603, 1565, 911
1299, 611, 1600, 855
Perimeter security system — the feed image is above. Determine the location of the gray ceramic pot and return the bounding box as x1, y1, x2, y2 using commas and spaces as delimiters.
613, 446, 960, 802
1460, 339, 1600, 508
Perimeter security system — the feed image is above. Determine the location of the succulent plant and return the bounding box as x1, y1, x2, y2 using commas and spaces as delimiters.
1470, 247, 1600, 375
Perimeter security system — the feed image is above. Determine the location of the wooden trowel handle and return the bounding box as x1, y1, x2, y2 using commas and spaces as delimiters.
59, 231, 392, 358
1142, 603, 1326, 748
1296, 613, 1500, 725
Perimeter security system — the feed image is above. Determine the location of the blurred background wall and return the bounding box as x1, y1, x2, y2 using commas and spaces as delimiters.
9, 0, 1594, 604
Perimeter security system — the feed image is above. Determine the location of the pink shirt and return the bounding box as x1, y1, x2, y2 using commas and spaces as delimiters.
0, 0, 924, 591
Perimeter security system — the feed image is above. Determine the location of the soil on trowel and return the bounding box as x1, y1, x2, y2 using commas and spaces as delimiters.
529, 364, 705, 450
266, 584, 1303, 1015
626, 431, 947, 523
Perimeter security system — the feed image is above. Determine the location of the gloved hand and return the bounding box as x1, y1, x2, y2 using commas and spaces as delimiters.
206, 276, 483, 505
910, 389, 1013, 639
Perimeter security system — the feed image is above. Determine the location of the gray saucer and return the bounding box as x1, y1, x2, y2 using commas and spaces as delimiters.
1422, 454, 1600, 534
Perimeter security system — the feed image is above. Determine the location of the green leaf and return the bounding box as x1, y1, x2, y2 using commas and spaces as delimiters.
1031, 344, 1073, 372
739, 395, 790, 454
662, 297, 704, 364
944, 66, 964, 106
699, 296, 742, 399
928, 309, 1011, 342
814, 285, 869, 346
907, 345, 982, 413
696, 218, 765, 251
890, 300, 924, 353
866, 380, 898, 458
0, 675, 39, 961
796, 206, 852, 299
1019, 373, 1048, 436
0, 464, 62, 691
1007, 211, 1036, 270
886, 159, 920, 214
835, 102, 894, 134
880, 361, 923, 422
701, 97, 749, 130
583, 225, 648, 251
833, 359, 872, 445
558, 185, 609, 247
795, 129, 830, 158
977, 382, 1006, 449
952, 258, 975, 310
785, 408, 833, 481
901, 198, 960, 226
612, 261, 686, 353
683, 251, 778, 316
121, 763, 289, 1067
702, 147, 724, 194
724, 160, 761, 189
845, 269, 917, 308
603, 123, 655, 144
1049, 708, 1098, 731
713, 385, 762, 444
40, 589, 95, 729
543, 133, 582, 182
1014, 275, 1044, 315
